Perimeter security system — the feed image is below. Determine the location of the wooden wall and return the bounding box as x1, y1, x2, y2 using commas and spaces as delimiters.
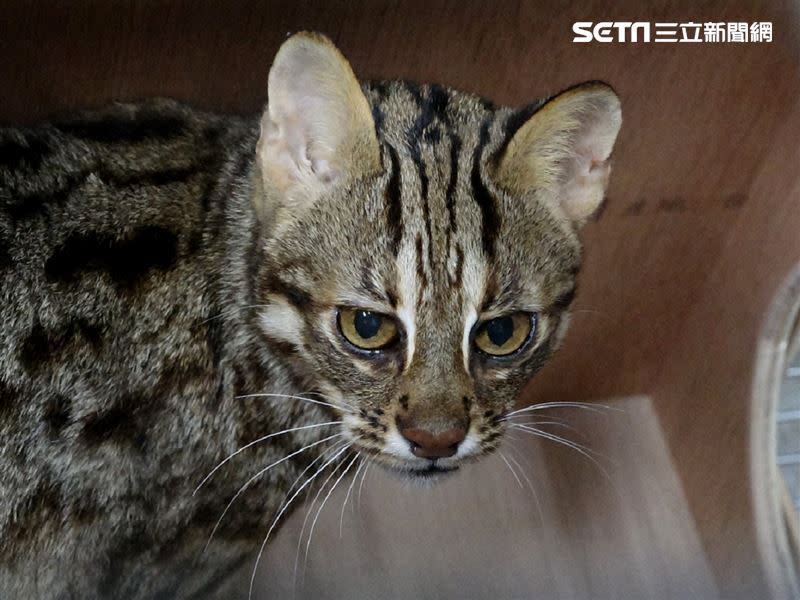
3, 1, 800, 597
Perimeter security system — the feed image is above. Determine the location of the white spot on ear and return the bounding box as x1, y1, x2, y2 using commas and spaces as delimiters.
258, 296, 304, 347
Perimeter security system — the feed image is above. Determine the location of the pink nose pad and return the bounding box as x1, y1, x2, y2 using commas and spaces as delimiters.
397, 426, 467, 459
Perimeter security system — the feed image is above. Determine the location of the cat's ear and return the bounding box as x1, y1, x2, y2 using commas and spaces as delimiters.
256, 32, 380, 215
494, 82, 621, 227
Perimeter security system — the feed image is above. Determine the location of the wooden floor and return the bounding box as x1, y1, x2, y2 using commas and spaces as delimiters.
3, 1, 800, 597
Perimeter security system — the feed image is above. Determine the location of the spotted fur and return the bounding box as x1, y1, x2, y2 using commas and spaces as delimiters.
0, 32, 620, 599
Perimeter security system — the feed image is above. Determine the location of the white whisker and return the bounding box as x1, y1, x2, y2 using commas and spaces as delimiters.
509, 424, 612, 482
501, 419, 580, 435
505, 401, 622, 418
339, 458, 365, 537
498, 451, 523, 489
281, 441, 348, 509
303, 453, 359, 575
357, 461, 372, 509
248, 443, 352, 600
193, 421, 342, 496
204, 432, 343, 553
504, 446, 544, 524
292, 443, 352, 588
236, 392, 355, 414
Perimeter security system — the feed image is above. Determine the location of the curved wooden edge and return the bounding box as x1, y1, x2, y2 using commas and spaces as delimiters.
751, 262, 800, 600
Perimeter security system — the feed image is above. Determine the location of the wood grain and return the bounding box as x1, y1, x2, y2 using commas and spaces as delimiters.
2, 1, 799, 597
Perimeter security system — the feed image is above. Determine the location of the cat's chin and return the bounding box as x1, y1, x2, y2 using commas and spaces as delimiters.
382, 463, 460, 487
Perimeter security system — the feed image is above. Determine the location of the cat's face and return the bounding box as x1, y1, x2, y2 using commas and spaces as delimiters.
254, 33, 621, 480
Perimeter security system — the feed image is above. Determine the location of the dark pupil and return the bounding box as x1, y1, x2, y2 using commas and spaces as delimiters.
354, 311, 382, 339
486, 316, 514, 347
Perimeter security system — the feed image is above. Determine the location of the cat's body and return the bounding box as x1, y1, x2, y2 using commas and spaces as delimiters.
0, 100, 322, 598
0, 33, 621, 599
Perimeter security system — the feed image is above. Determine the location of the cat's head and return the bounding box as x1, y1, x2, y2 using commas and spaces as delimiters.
253, 32, 621, 480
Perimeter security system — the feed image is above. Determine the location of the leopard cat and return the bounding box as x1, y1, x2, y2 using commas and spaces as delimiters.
0, 32, 621, 599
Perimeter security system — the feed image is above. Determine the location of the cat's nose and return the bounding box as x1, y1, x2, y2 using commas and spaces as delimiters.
397, 423, 467, 459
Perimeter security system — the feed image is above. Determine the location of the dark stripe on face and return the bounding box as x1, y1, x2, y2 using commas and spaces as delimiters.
552, 285, 577, 311
526, 333, 554, 374
472, 118, 500, 258
406, 85, 447, 268
264, 274, 313, 310
446, 135, 462, 234
0, 136, 50, 170
44, 226, 178, 287
55, 110, 186, 143
385, 146, 403, 256
415, 233, 428, 306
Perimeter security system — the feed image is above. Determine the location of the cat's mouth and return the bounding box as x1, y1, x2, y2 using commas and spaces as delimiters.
409, 462, 459, 478
381, 458, 460, 482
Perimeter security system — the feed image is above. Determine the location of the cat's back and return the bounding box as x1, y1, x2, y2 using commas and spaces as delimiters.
0, 99, 259, 386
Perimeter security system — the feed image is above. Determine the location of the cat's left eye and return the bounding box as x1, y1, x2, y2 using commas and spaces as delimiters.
474, 312, 536, 357
337, 308, 399, 351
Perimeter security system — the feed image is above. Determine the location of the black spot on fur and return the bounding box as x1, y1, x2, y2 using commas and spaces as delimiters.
17, 319, 103, 374
0, 480, 62, 559
0, 136, 50, 170
45, 226, 178, 287
0, 239, 11, 270
0, 379, 19, 418
398, 395, 409, 411
44, 394, 72, 434
56, 110, 186, 143
462, 396, 472, 411
82, 396, 148, 451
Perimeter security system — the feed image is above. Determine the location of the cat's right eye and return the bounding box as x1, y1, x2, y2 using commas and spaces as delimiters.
337, 308, 399, 351
473, 312, 536, 357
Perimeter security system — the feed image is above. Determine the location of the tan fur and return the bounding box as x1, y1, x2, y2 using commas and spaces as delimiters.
495, 82, 622, 225
256, 32, 381, 230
